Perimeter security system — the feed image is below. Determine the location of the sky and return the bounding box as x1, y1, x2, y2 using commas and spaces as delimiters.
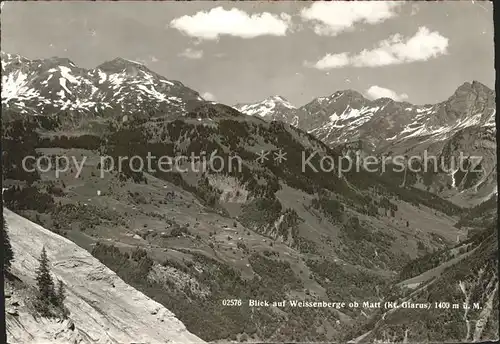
0, 1, 495, 107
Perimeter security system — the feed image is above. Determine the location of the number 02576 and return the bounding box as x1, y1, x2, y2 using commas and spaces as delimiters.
222, 299, 242, 306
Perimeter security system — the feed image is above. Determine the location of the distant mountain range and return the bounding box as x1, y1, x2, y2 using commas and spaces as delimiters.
234, 82, 495, 149
2, 50, 495, 144
2, 51, 497, 207
234, 82, 497, 207
1, 51, 205, 120
234, 95, 300, 125
2, 52, 497, 207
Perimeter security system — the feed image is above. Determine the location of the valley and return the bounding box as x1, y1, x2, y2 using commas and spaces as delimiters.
2, 52, 498, 343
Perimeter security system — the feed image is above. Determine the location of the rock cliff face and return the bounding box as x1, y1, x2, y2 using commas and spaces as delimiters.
4, 208, 205, 344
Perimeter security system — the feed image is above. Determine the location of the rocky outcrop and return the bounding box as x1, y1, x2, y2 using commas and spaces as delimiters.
4, 208, 205, 344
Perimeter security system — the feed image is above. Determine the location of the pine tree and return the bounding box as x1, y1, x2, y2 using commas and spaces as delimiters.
35, 247, 56, 316
56, 279, 66, 307
2, 217, 14, 274
55, 279, 69, 318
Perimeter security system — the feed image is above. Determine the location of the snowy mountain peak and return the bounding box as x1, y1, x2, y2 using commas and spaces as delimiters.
451, 80, 494, 99
1, 51, 27, 63
1, 52, 204, 120
233, 94, 297, 120
97, 57, 147, 74
43, 56, 77, 68
267, 95, 295, 107
335, 89, 366, 100
264, 95, 296, 110
243, 82, 495, 148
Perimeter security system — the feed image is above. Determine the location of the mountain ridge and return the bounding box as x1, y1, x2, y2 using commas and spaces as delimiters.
1, 51, 205, 121
235, 80, 494, 142
233, 80, 496, 207
1, 51, 496, 208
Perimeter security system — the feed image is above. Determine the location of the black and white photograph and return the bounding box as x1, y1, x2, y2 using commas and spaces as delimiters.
1, 1, 498, 343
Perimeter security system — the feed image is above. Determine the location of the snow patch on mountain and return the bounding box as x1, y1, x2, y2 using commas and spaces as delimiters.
1, 52, 203, 118
234, 95, 296, 118
238, 83, 495, 151
2, 71, 39, 103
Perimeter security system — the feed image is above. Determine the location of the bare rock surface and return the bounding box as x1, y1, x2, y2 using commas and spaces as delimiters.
4, 207, 205, 344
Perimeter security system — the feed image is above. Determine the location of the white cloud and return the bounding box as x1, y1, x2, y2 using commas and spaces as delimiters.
365, 85, 408, 101
308, 27, 449, 69
179, 48, 204, 59
201, 92, 216, 101
300, 1, 402, 36
310, 52, 350, 69
353, 27, 449, 67
170, 7, 291, 40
